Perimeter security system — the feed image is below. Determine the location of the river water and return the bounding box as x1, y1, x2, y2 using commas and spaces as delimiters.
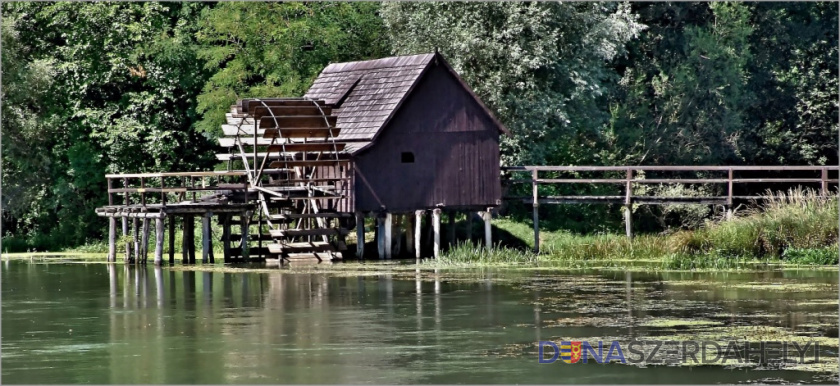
2, 259, 838, 384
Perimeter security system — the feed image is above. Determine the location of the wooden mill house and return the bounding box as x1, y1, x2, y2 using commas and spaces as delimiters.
96, 52, 509, 264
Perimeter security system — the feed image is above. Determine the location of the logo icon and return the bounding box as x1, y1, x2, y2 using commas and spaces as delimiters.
560, 341, 582, 363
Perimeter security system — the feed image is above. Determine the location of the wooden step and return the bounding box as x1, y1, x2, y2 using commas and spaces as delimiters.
263, 177, 349, 185
269, 159, 349, 168
267, 143, 346, 152
263, 127, 340, 139
269, 194, 343, 202
258, 116, 337, 129
216, 152, 293, 161
252, 106, 333, 119
225, 116, 256, 126
222, 233, 276, 242
270, 212, 353, 220
267, 242, 335, 254
269, 228, 349, 238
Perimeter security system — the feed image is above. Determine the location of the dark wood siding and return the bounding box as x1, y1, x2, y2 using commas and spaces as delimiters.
352, 63, 501, 212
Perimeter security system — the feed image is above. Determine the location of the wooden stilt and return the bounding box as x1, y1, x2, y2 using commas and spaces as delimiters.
532, 169, 540, 253
393, 215, 402, 257
466, 212, 473, 245
188, 215, 196, 264
108, 217, 117, 262
355, 212, 365, 259
154, 217, 164, 265
414, 210, 423, 259
432, 208, 441, 259
141, 218, 150, 265
447, 211, 456, 249
424, 211, 433, 254
181, 216, 189, 264
625, 169, 633, 239
168, 216, 175, 265
223, 214, 231, 263
406, 213, 415, 258
122, 217, 130, 263
376, 215, 385, 259
384, 213, 393, 259
240, 211, 250, 261
481, 208, 492, 249
202, 212, 211, 264
132, 217, 140, 264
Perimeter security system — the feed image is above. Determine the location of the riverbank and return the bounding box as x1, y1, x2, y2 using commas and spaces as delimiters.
3, 189, 837, 271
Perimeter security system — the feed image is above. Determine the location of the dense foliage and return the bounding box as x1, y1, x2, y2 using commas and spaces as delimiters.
2, 2, 838, 251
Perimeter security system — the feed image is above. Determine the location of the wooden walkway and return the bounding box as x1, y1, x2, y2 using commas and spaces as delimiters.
502, 165, 839, 253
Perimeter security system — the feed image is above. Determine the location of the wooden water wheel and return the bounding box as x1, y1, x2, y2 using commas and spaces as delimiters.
218, 98, 352, 262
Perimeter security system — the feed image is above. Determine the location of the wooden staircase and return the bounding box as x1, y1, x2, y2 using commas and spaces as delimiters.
218, 98, 353, 263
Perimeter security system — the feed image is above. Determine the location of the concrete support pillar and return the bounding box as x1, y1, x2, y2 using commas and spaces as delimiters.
108, 217, 117, 262
432, 208, 441, 259
376, 215, 385, 259
384, 212, 393, 259
154, 217, 164, 265
480, 209, 492, 249
355, 212, 365, 259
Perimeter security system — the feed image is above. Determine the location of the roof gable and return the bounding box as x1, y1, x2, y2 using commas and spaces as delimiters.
304, 52, 510, 146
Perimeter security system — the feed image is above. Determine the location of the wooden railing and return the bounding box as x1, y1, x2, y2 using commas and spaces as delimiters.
105, 171, 250, 208
502, 165, 839, 252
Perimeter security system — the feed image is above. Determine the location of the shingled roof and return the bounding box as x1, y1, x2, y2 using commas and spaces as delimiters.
304, 52, 509, 149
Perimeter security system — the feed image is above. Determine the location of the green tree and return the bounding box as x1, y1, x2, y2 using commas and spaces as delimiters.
195, 2, 390, 135
381, 2, 645, 166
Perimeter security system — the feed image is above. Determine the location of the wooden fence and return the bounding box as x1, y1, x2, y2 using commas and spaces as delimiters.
502, 165, 839, 253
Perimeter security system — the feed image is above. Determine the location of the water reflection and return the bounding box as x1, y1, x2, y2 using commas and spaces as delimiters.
1, 261, 837, 384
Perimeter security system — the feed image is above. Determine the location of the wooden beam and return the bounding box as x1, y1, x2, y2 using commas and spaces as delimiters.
258, 115, 337, 129
263, 127, 340, 139
355, 212, 365, 259
154, 218, 164, 265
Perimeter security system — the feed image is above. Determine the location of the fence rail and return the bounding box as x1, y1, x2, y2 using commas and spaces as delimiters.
105, 171, 250, 208
501, 165, 840, 253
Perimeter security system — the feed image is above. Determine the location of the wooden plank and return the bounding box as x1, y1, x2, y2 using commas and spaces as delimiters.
269, 228, 348, 238
267, 143, 346, 152
242, 99, 326, 114
252, 106, 333, 119
267, 242, 334, 254
269, 159, 349, 168
270, 212, 352, 220
259, 116, 337, 129
263, 127, 341, 139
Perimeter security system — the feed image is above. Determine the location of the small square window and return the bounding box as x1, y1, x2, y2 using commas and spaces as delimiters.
401, 152, 415, 163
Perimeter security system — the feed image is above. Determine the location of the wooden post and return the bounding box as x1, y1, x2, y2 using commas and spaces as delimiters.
132, 217, 140, 264
376, 215, 385, 259
202, 212, 211, 264
393, 215, 403, 257
384, 212, 393, 259
406, 213, 415, 258
624, 169, 633, 239
122, 216, 130, 263
108, 217, 116, 262
240, 211, 250, 261
154, 217, 164, 266
355, 212, 365, 259
223, 214, 231, 263
821, 168, 829, 196
726, 168, 734, 221
168, 216, 175, 265
141, 218, 150, 264
532, 169, 540, 253
414, 210, 423, 259
432, 208, 441, 259
181, 216, 189, 264
187, 215, 196, 264
482, 208, 492, 249
447, 211, 456, 249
